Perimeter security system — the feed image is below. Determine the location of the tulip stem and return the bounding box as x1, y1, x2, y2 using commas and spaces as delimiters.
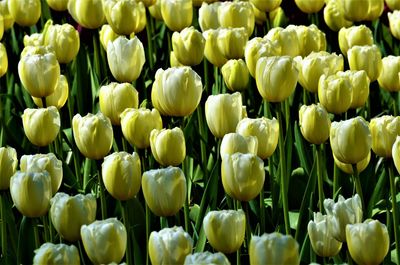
0, 192, 7, 262
33, 218, 40, 249
388, 159, 400, 264
351, 164, 365, 213
41, 97, 47, 108
121, 202, 132, 265
145, 204, 150, 265
97, 162, 107, 219
243, 201, 252, 249
146, 9, 155, 70
316, 144, 324, 213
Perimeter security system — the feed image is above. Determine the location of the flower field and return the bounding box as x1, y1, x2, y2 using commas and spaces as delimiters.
0, 0, 400, 264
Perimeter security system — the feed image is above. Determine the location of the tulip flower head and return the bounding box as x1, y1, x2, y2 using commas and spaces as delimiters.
0, 146, 17, 190
0, 43, 7, 78
32, 75, 69, 109
67, 0, 105, 29
8, 0, 41, 26
299, 104, 331, 145
150, 127, 186, 166
33, 243, 80, 265
378, 55, 400, 92
160, 0, 192, 32
184, 252, 230, 265
323, 0, 352, 32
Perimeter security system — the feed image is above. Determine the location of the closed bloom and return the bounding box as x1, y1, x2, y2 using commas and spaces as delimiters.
8, 0, 40, 26
323, 0, 352, 32
221, 59, 249, 92
32, 74, 69, 109
102, 152, 141, 201
23, 33, 43, 47
0, 43, 7, 78
265, 26, 300, 57
218, 1, 255, 36
107, 36, 145, 82
338, 25, 373, 57
99, 24, 121, 50
120, 108, 163, 149
10, 171, 51, 217
33, 243, 80, 265
330, 117, 371, 164
250, 232, 300, 265
217, 27, 248, 60
337, 70, 370, 109
50, 192, 97, 242
221, 153, 265, 201
172, 26, 205, 66
348, 45, 382, 82
346, 219, 389, 265
198, 2, 221, 32
184, 252, 230, 265
142, 167, 186, 216
378, 55, 400, 92
0, 146, 17, 190
68, 0, 105, 29
149, 226, 193, 265
150, 127, 186, 166
324, 194, 363, 242
99, 82, 139, 125
370, 116, 400, 158
203, 210, 245, 254
149, 0, 162, 20
203, 29, 228, 67
294, 24, 327, 57
307, 212, 342, 257
20, 153, 62, 195
46, 0, 69, 11
0, 0, 14, 30
386, 0, 400, 10
299, 104, 331, 145
205, 92, 244, 138
340, 0, 369, 21
249, 0, 281, 12
334, 151, 371, 175
161, 0, 192, 32
72, 112, 113, 160
366, 0, 384, 21
22, 107, 60, 147
256, 56, 298, 102
18, 46, 60, 98
81, 218, 127, 265
295, 0, 324, 13
220, 133, 258, 158
318, 73, 352, 114
103, 0, 146, 35
393, 136, 400, 175
151, 67, 203, 117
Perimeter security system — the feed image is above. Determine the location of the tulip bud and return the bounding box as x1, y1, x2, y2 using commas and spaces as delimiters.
318, 73, 352, 114
256, 56, 298, 102
99, 82, 138, 125
203, 29, 228, 67
340, 0, 370, 21
22, 107, 60, 147
99, 24, 121, 50
18, 46, 60, 98
151, 67, 203, 117
216, 27, 248, 60
294, 25, 326, 57
370, 116, 400, 158
330, 117, 371, 164
324, 194, 363, 242
149, 226, 193, 265
184, 252, 230, 265
198, 2, 221, 32
221, 59, 249, 92
265, 26, 301, 57
149, 0, 163, 20
387, 0, 400, 10
172, 27, 205, 66
142, 167, 186, 216
269, 6, 288, 28
120, 108, 163, 149
103, 0, 146, 35
337, 70, 370, 109
250, 232, 300, 265
150, 127, 186, 166
249, 0, 281, 12
0, 43, 7, 78
205, 92, 244, 138
107, 36, 145, 82
23, 33, 43, 47
46, 0, 69, 11
348, 45, 382, 82
307, 212, 342, 257
338, 25, 373, 57
8, 0, 40, 26
218, 1, 255, 36
170, 51, 184, 67
20, 153, 62, 195
0, 147, 17, 190
295, 0, 324, 13
323, 0, 353, 32
220, 133, 258, 158
33, 243, 80, 265
10, 171, 51, 217
393, 136, 400, 174
67, 0, 105, 29
72, 112, 113, 160
346, 219, 389, 265
50, 192, 97, 242
378, 55, 400, 92
299, 104, 331, 145
161, 0, 192, 32
334, 151, 371, 175
81, 218, 127, 265
0, 1, 14, 30
252, 4, 267, 26
203, 210, 245, 254
32, 75, 69, 109
367, 0, 384, 21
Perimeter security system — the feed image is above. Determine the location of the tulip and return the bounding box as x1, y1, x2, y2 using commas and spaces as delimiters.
265, 26, 300, 57
120, 108, 163, 149
299, 104, 331, 145
334, 151, 371, 175
68, 0, 105, 29
23, 33, 43, 47
340, 0, 369, 21
203, 29, 228, 67
366, 0, 384, 21
293, 25, 327, 57
160, 0, 192, 32
137, 0, 156, 7
269, 6, 288, 28
0, 1, 14, 30
346, 219, 389, 265
198, 2, 221, 32
32, 75, 69, 109
295, 0, 324, 13
172, 26, 205, 66
216, 27, 248, 60
46, 0, 69, 11
378, 55, 400, 92
50, 192, 97, 242
0, 15, 3, 41
99, 24, 121, 50
220, 133, 258, 158
338, 25, 373, 57
151, 66, 203, 117
318, 73, 352, 114
307, 212, 342, 257
256, 56, 298, 102
107, 36, 145, 82
22, 107, 60, 147
103, 0, 146, 35
218, 1, 255, 36
150, 127, 186, 166
221, 59, 249, 92
81, 218, 127, 265
99, 82, 139, 125
205, 92, 244, 138
323, 194, 363, 242
348, 45, 382, 82
149, 0, 163, 21
203, 210, 245, 254
387, 0, 400, 10
33, 243, 80, 265
10, 171, 51, 217
149, 226, 193, 265
250, 232, 300, 265
370, 116, 400, 158
323, 0, 352, 32
184, 252, 230, 265
393, 136, 400, 174
0, 43, 7, 78
0, 147, 17, 190
20, 153, 62, 195
336, 70, 370, 109
18, 46, 60, 98
142, 167, 186, 216
252, 4, 267, 26
8, 0, 40, 26
249, 0, 281, 12
72, 112, 113, 160
170, 51, 184, 67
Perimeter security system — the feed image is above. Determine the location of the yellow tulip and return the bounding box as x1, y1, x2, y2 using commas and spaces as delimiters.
295, 0, 325, 13
23, 33, 43, 47
220, 133, 258, 158
333, 151, 371, 175
170, 51, 184, 67
0, 146, 17, 190
337, 70, 370, 109
340, 0, 370, 21
338, 25, 373, 57
249, 0, 281, 12
393, 136, 400, 174
318, 73, 352, 114
160, 0, 192, 32
150, 127, 186, 166
216, 27, 248, 60
370, 115, 400, 158
0, 0, 14, 30
198, 2, 221, 32
33, 243, 80, 265
252, 3, 268, 26
218, 1, 255, 36
184, 252, 230, 265
172, 26, 205, 66
348, 45, 382, 82
294, 24, 326, 57
8, 0, 40, 26
0, 43, 7, 78
323, 0, 352, 32
32, 75, 69, 109
386, 0, 400, 10
149, 0, 163, 21
378, 55, 400, 92
46, 0, 69, 11
221, 59, 249, 92
99, 24, 121, 50
136, 0, 156, 7
264, 26, 300, 57
203, 29, 228, 67
299, 104, 331, 145
67, 0, 105, 29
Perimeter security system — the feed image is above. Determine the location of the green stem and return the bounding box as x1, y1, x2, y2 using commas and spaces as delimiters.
121, 202, 132, 265
352, 164, 365, 213
183, 158, 190, 233
145, 204, 150, 265
33, 218, 40, 249
316, 145, 324, 213
259, 187, 265, 234
1, 192, 7, 262
41, 216, 50, 243
146, 9, 155, 71
97, 161, 107, 219
388, 160, 400, 264
333, 163, 339, 197
160, 216, 168, 229
242, 202, 252, 250
41, 97, 47, 108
